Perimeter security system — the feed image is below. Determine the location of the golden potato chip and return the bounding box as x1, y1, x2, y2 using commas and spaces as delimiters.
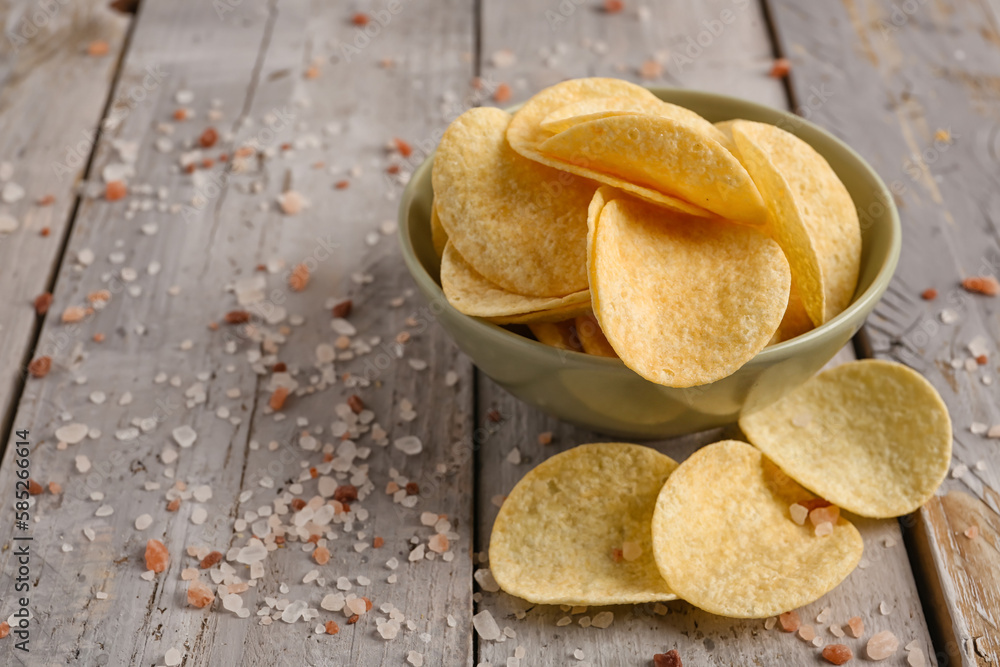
508, 79, 713, 218
731, 120, 861, 325
711, 118, 738, 154
440, 242, 589, 321
507, 77, 663, 158
651, 440, 863, 618
432, 107, 594, 297
430, 200, 448, 259
490, 443, 678, 605
529, 320, 582, 352
489, 300, 593, 325
540, 95, 728, 146
538, 115, 768, 225
574, 313, 618, 358
590, 197, 789, 387
770, 281, 814, 345
739, 360, 952, 518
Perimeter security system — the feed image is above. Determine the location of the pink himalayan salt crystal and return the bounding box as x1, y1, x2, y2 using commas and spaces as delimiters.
846, 616, 864, 638
867, 630, 900, 660
278, 190, 304, 215
428, 533, 450, 553
622, 541, 642, 561
809, 505, 840, 527
145, 539, 169, 573
313, 547, 331, 565
778, 611, 800, 632
187, 580, 215, 608
798, 625, 816, 641
822, 644, 853, 665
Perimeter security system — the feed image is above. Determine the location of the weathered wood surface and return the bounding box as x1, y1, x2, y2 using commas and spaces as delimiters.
0, 0, 477, 665
473, 1, 935, 665
0, 0, 995, 664
0, 0, 130, 443
766, 0, 1000, 663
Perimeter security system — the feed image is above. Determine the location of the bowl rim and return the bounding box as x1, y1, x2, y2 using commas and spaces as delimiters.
398, 86, 901, 368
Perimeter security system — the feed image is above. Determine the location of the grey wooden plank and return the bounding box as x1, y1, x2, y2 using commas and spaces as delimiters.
474, 0, 936, 664
0, 0, 476, 665
0, 0, 130, 441
766, 0, 1000, 663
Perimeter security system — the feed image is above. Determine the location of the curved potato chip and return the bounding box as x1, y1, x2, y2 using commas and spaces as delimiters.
731, 120, 861, 324
432, 107, 594, 297
711, 118, 738, 154
652, 440, 863, 618
430, 200, 448, 259
488, 301, 593, 325
739, 360, 952, 518
440, 242, 589, 320
590, 197, 789, 387
538, 115, 768, 225
540, 95, 728, 145
530, 320, 582, 352
770, 281, 814, 345
574, 313, 617, 358
490, 443, 678, 605
508, 78, 662, 157
508, 80, 712, 218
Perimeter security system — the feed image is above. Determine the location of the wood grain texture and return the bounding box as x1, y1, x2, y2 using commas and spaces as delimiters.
0, 0, 130, 442
0, 0, 477, 664
766, 0, 1000, 663
473, 1, 935, 665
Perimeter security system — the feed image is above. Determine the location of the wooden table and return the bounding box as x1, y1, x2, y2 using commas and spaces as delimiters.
0, 0, 996, 664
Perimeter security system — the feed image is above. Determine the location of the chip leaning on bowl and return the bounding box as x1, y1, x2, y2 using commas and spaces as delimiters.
430, 77, 861, 390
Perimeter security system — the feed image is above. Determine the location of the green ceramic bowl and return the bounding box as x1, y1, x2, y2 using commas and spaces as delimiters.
397, 88, 900, 438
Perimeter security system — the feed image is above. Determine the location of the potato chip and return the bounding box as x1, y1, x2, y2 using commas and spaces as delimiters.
432, 107, 594, 297
738, 360, 952, 518
440, 242, 589, 321
508, 80, 713, 218
540, 95, 728, 146
507, 78, 663, 158
651, 440, 863, 618
731, 120, 861, 325
770, 281, 814, 345
529, 321, 582, 352
538, 115, 768, 225
490, 443, 678, 605
590, 197, 789, 387
430, 200, 448, 259
489, 300, 593, 325
574, 313, 618, 358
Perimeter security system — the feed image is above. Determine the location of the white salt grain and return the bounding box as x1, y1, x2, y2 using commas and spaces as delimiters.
473, 610, 501, 641
135, 514, 153, 531
172, 425, 198, 448
474, 568, 500, 592
393, 436, 423, 455
56, 423, 89, 444
591, 611, 614, 628
164, 648, 182, 666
